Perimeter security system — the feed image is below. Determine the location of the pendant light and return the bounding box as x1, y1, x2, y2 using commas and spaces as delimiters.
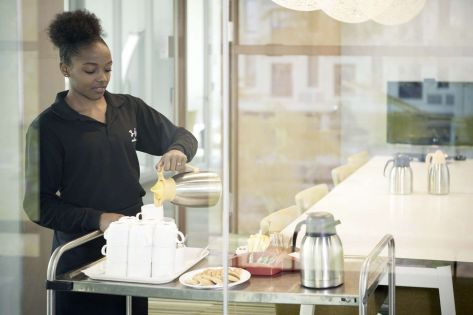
317, 0, 395, 23
371, 0, 426, 25
272, 0, 426, 25
271, 0, 320, 12
358, 0, 395, 18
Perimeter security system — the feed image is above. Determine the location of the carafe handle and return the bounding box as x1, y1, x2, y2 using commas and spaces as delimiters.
425, 152, 434, 167
383, 159, 394, 177
292, 219, 306, 252
182, 164, 200, 173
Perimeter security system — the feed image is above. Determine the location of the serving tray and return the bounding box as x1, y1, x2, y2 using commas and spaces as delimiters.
82, 247, 209, 284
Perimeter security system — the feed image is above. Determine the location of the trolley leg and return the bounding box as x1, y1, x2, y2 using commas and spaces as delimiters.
126, 296, 132, 315
47, 289, 54, 315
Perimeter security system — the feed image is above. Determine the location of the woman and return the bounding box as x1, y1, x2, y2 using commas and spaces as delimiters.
23, 10, 197, 315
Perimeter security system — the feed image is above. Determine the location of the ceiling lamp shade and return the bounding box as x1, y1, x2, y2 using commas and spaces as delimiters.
317, 0, 370, 23
271, 0, 321, 11
272, 0, 426, 25
357, 0, 395, 18
371, 0, 427, 25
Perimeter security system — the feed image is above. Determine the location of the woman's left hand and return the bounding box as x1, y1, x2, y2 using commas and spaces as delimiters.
157, 149, 187, 172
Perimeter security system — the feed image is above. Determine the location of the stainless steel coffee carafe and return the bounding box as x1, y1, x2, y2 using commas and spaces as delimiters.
171, 171, 222, 206
151, 166, 222, 207
292, 212, 344, 289
426, 150, 450, 195
384, 154, 413, 195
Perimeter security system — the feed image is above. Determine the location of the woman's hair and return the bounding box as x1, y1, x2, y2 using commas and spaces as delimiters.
48, 10, 106, 65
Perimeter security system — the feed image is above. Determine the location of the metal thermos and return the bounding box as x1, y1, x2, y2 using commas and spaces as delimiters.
426, 150, 450, 195
172, 171, 222, 207
384, 154, 413, 195
292, 212, 344, 289
151, 167, 222, 207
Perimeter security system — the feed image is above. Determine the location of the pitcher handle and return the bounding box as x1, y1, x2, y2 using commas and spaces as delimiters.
292, 219, 306, 252
425, 152, 434, 167
383, 159, 394, 177
184, 164, 199, 173
176, 231, 186, 245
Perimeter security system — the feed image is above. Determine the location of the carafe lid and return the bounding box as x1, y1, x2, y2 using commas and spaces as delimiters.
427, 150, 447, 165
393, 154, 411, 167
306, 212, 340, 235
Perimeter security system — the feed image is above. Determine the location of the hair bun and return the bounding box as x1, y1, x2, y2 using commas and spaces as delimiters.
48, 10, 103, 48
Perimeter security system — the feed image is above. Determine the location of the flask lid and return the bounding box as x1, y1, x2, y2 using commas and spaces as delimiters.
306, 212, 341, 235
393, 154, 411, 167
433, 150, 447, 164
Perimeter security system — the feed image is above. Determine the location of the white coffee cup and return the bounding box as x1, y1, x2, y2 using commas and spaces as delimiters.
136, 204, 164, 221
153, 217, 185, 248
101, 244, 128, 262
128, 221, 154, 247
104, 221, 130, 246
101, 244, 128, 277
152, 247, 176, 266
151, 218, 185, 278
128, 246, 152, 279
118, 216, 139, 224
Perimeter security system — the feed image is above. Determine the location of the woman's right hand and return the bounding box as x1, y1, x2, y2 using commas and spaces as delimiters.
99, 212, 124, 232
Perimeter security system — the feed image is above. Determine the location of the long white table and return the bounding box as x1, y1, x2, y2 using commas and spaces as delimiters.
282, 156, 473, 314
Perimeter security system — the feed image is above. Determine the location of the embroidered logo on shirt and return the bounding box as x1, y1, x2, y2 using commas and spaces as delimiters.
129, 128, 137, 142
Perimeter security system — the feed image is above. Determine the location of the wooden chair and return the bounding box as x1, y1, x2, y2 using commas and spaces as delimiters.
259, 205, 300, 234
331, 163, 357, 186
347, 150, 369, 168
294, 183, 329, 213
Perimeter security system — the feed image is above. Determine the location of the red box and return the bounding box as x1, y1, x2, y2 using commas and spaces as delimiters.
230, 252, 299, 276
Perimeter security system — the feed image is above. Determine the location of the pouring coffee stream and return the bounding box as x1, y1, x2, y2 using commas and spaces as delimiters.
150, 164, 222, 207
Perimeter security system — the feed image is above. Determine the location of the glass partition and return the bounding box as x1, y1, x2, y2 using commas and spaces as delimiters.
2, 0, 473, 314
232, 0, 473, 233
0, 2, 23, 314
230, 1, 473, 315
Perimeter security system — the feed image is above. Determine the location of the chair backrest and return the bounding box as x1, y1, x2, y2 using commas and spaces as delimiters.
259, 205, 300, 234
331, 163, 357, 186
294, 183, 329, 212
347, 150, 369, 168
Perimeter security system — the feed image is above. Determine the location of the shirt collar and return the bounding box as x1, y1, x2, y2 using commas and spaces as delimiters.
50, 90, 125, 121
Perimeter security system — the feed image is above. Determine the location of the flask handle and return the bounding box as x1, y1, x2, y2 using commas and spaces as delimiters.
383, 159, 394, 177
292, 219, 306, 252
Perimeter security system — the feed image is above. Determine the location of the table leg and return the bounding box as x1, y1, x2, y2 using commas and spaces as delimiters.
126, 296, 132, 315
437, 265, 456, 315
299, 304, 315, 315
380, 264, 456, 315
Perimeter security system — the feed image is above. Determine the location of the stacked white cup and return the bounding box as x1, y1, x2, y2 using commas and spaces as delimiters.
101, 205, 187, 279
152, 217, 185, 278
136, 204, 164, 221
101, 220, 130, 277
127, 220, 155, 278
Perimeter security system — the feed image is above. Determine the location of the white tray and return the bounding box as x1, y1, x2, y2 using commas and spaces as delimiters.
82, 247, 209, 284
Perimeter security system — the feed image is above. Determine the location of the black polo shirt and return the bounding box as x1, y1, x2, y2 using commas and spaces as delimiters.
24, 91, 197, 236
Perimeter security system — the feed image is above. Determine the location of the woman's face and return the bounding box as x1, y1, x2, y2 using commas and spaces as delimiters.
62, 41, 112, 101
